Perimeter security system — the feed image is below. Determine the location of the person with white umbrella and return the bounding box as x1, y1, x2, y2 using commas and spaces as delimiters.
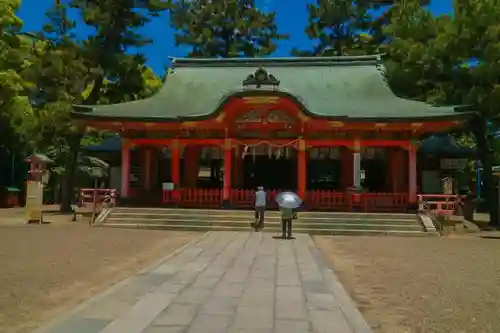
275, 191, 302, 239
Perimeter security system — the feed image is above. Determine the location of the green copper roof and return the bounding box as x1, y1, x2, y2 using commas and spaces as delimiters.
72, 55, 473, 122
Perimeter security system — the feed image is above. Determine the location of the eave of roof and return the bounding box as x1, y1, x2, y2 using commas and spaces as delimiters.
72, 55, 476, 123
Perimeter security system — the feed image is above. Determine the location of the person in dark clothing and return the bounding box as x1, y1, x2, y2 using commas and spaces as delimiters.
280, 206, 294, 239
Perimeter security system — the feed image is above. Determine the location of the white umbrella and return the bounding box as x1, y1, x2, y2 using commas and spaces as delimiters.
275, 191, 302, 209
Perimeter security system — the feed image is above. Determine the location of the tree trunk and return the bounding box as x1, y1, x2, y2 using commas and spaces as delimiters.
59, 134, 81, 213
472, 116, 498, 225
61, 75, 104, 213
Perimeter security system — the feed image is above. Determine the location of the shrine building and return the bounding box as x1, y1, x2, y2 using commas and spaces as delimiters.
72, 55, 474, 212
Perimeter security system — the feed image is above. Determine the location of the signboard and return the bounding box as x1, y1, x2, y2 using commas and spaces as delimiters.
90, 167, 104, 178
162, 182, 174, 191
25, 181, 43, 223
41, 170, 50, 184
443, 177, 453, 195
440, 158, 467, 170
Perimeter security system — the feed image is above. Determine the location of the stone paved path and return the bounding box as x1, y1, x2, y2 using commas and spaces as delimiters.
36, 232, 372, 333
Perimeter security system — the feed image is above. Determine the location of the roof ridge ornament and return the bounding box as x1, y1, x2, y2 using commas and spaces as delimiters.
243, 66, 280, 88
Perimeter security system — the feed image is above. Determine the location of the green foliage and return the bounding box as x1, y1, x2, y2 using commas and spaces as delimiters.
0, 0, 164, 210
383, 0, 500, 224
29, 0, 163, 145
295, 0, 500, 222
293, 0, 381, 56
383, 0, 500, 110
168, 0, 288, 57
381, 2, 455, 103
0, 0, 35, 151
59, 0, 162, 104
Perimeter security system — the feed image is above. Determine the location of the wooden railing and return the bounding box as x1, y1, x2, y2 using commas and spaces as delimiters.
307, 191, 408, 212
230, 189, 282, 209
418, 194, 460, 216
229, 189, 254, 208
163, 188, 222, 208
307, 191, 349, 210
162, 188, 410, 212
358, 192, 409, 212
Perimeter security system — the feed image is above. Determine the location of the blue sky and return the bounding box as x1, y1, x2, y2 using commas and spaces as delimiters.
18, 0, 452, 74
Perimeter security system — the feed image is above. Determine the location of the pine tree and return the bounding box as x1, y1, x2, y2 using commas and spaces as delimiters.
67, 0, 162, 103
27, 0, 164, 212
385, 0, 500, 225
292, 0, 379, 56
0, 0, 34, 152
168, 0, 288, 57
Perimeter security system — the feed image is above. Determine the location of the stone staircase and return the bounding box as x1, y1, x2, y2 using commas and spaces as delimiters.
102, 207, 436, 236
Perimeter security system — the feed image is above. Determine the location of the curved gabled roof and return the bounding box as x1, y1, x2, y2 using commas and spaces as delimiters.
73, 55, 474, 122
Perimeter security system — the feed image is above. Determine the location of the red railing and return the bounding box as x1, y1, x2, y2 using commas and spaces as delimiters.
418, 194, 460, 216
162, 188, 410, 212
357, 192, 408, 212
306, 191, 408, 212
307, 191, 349, 210
230, 189, 254, 208
230, 189, 281, 209
163, 188, 222, 208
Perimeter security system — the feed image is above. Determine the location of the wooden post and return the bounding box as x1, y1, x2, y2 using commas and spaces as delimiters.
388, 148, 398, 192
223, 139, 232, 207
171, 139, 180, 203
150, 147, 158, 189
120, 139, 130, 198
297, 138, 307, 198
183, 145, 200, 187
232, 146, 243, 188
408, 142, 417, 204
90, 179, 98, 225
340, 146, 353, 190
144, 147, 152, 190
352, 139, 361, 189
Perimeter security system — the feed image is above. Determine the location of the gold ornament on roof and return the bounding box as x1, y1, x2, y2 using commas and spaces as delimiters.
242, 67, 280, 88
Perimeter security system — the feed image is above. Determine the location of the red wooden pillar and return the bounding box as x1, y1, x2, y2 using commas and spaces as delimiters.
297, 139, 307, 198
352, 139, 361, 189
150, 147, 158, 189
233, 147, 243, 188
144, 147, 152, 190
171, 139, 180, 202
183, 145, 200, 187
223, 139, 232, 206
340, 147, 353, 190
120, 139, 131, 198
399, 148, 408, 192
388, 148, 398, 192
408, 142, 418, 204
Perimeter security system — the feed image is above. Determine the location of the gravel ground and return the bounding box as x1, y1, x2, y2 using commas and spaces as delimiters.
0, 223, 199, 333
315, 235, 500, 333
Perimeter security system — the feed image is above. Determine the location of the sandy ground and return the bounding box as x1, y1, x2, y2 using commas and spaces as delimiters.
0, 221, 200, 333
315, 235, 500, 333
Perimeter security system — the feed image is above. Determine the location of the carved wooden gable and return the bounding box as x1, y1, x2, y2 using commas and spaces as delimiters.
235, 110, 263, 123
235, 109, 295, 124
267, 110, 293, 123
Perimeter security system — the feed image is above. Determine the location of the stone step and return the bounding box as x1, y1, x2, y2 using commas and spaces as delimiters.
105, 217, 423, 231
101, 223, 433, 236
108, 212, 417, 225
103, 207, 431, 236
112, 208, 416, 221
